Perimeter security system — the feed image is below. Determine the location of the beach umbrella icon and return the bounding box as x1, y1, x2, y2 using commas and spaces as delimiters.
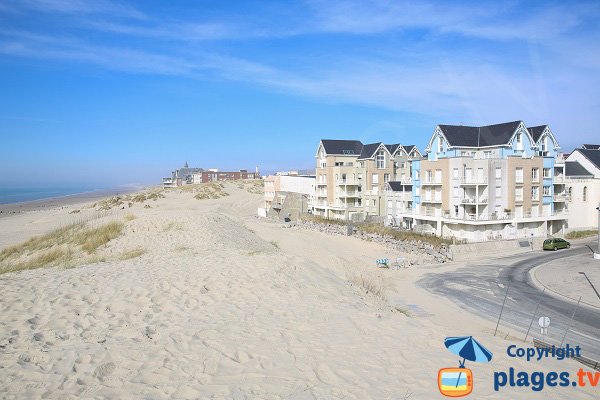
443, 336, 493, 390
444, 336, 493, 367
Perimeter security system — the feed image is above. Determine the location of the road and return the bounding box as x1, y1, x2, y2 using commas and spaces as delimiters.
419, 241, 600, 361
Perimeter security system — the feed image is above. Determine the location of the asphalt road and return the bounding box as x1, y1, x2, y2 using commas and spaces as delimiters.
419, 241, 600, 361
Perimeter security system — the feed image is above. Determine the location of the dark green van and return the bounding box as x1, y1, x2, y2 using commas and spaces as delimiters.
543, 238, 571, 251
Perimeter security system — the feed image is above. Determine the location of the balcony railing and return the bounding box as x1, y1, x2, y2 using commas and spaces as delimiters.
553, 175, 565, 183
338, 191, 359, 198
422, 178, 443, 185
460, 177, 488, 185
553, 194, 569, 202
461, 197, 488, 204
438, 210, 569, 221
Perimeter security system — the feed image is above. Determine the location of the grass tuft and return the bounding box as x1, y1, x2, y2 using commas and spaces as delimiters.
565, 230, 598, 240
119, 247, 146, 260
0, 220, 124, 275
124, 214, 136, 221
76, 222, 124, 254
347, 272, 387, 301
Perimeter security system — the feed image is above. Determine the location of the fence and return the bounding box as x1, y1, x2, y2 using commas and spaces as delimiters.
493, 284, 600, 371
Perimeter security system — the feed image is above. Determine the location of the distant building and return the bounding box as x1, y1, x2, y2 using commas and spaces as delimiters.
260, 174, 316, 219
565, 145, 600, 231
163, 163, 259, 188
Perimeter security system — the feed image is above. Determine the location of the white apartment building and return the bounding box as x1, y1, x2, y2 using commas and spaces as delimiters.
392, 121, 568, 242
565, 145, 600, 231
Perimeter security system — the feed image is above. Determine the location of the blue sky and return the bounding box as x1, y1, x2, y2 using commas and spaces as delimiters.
1, 0, 599, 187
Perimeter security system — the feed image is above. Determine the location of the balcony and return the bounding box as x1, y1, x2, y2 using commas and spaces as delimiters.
316, 182, 327, 186
553, 175, 565, 184
397, 178, 413, 185
422, 197, 442, 203
336, 179, 359, 186
460, 177, 488, 185
553, 193, 569, 202
424, 208, 442, 217
338, 191, 359, 198
422, 178, 443, 185
461, 197, 488, 204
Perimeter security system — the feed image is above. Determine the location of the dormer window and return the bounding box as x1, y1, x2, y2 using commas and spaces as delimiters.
516, 132, 523, 151
438, 136, 443, 153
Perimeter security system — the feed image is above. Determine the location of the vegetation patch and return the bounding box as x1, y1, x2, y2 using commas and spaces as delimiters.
565, 230, 598, 240
94, 189, 164, 210
356, 223, 451, 247
0, 220, 124, 275
347, 272, 387, 301
119, 247, 146, 260
191, 182, 230, 200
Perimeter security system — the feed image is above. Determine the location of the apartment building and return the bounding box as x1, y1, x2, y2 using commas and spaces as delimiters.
314, 140, 420, 220
393, 121, 567, 242
565, 145, 600, 231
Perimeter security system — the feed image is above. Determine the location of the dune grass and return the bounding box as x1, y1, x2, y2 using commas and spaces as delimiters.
94, 189, 164, 210
357, 223, 451, 247
119, 247, 146, 260
0, 220, 124, 275
565, 230, 598, 240
347, 271, 387, 301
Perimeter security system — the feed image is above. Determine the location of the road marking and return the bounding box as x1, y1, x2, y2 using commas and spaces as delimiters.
569, 329, 600, 343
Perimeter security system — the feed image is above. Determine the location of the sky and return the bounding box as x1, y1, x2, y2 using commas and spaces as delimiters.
1, 0, 600, 188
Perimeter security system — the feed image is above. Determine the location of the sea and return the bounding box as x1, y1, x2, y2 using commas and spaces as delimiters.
0, 187, 132, 205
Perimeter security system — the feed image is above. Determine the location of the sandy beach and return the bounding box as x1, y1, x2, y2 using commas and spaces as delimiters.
0, 182, 595, 399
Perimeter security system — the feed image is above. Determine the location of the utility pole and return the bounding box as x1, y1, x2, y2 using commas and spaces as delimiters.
596, 204, 600, 259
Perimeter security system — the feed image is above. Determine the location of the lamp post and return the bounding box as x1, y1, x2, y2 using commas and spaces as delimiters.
596, 205, 600, 260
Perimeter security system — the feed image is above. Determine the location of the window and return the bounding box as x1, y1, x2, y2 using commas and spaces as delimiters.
415, 186, 421, 196
357, 198, 362, 206
542, 168, 550, 179
435, 169, 442, 183
426, 170, 433, 183
384, 173, 390, 183
515, 167, 523, 183
496, 185, 501, 198
543, 186, 551, 196
532, 168, 539, 182
401, 162, 406, 169
495, 167, 502, 179
516, 132, 523, 150
453, 186, 460, 198
484, 151, 492, 159
568, 187, 572, 199
414, 170, 420, 180
372, 199, 376, 206
438, 137, 443, 153
453, 168, 459, 179
372, 174, 379, 185
358, 173, 362, 180
583, 186, 588, 202
531, 186, 539, 201
335, 162, 343, 166
376, 150, 385, 169
515, 187, 523, 202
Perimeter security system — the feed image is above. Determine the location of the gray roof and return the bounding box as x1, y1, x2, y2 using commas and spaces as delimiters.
321, 139, 363, 155
527, 125, 547, 143
387, 181, 412, 191
438, 120, 522, 147
582, 144, 600, 150
358, 143, 383, 159
565, 161, 593, 177
403, 145, 417, 155
385, 143, 401, 155
576, 149, 600, 171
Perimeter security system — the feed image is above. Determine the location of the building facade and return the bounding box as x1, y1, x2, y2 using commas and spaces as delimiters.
314, 140, 421, 220
394, 121, 568, 242
163, 163, 259, 188
565, 146, 600, 231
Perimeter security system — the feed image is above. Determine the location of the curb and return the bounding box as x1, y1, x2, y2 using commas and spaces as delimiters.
529, 254, 600, 312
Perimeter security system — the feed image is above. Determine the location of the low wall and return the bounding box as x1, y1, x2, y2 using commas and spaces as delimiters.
449, 237, 546, 261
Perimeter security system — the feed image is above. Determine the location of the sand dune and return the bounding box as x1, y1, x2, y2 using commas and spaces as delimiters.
0, 183, 595, 399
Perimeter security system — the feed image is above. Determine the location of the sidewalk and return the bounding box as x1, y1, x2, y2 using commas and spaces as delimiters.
531, 251, 600, 309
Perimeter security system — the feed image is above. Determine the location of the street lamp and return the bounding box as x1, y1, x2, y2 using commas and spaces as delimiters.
596, 205, 600, 260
